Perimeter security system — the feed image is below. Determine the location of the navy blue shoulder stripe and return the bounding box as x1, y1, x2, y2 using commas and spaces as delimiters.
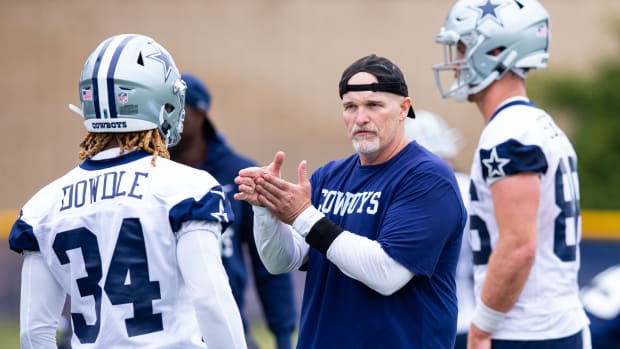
9, 218, 39, 253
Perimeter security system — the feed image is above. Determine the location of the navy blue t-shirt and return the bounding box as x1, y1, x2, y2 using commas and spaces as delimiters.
297, 142, 466, 349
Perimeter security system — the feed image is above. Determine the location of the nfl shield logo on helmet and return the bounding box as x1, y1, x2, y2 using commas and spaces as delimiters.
118, 91, 128, 104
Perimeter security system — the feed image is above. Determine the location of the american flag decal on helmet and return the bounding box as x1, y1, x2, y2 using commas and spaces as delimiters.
82, 89, 92, 101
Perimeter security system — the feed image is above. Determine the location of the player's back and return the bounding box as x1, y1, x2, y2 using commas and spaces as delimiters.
469, 98, 589, 340
13, 150, 222, 348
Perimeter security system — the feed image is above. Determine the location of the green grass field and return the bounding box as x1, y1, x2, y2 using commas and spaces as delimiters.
0, 320, 19, 348
0, 319, 291, 348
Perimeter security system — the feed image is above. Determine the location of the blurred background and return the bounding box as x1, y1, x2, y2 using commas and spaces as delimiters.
1, 0, 620, 347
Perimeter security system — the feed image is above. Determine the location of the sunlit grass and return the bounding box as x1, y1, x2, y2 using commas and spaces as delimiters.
249, 320, 298, 349
0, 319, 294, 349
0, 319, 19, 348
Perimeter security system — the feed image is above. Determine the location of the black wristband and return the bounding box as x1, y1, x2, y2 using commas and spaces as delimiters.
305, 217, 344, 255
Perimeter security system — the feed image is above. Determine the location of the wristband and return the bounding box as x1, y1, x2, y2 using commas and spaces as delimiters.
472, 301, 507, 334
305, 217, 344, 255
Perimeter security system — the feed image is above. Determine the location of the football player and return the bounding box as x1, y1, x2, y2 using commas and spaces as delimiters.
433, 1, 590, 348
9, 34, 246, 349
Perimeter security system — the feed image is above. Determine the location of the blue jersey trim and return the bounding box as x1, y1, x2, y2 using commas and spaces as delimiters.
169, 185, 234, 234
8, 217, 39, 253
489, 99, 535, 123
79, 150, 151, 171
480, 138, 548, 180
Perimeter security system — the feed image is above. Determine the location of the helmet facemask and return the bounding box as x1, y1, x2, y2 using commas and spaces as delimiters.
433, 29, 481, 102
158, 79, 187, 147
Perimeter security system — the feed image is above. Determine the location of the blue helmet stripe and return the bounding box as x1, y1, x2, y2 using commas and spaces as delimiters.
91, 38, 114, 119
106, 35, 137, 119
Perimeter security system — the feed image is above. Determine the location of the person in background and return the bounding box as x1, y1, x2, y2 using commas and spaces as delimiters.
8, 34, 246, 349
235, 54, 466, 348
580, 264, 620, 348
433, 1, 590, 348
404, 110, 474, 349
170, 73, 296, 349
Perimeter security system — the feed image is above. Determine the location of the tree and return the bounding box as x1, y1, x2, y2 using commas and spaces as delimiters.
528, 55, 620, 209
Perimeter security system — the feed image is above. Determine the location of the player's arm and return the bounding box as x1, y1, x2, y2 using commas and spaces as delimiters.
471, 173, 539, 336
177, 221, 247, 349
19, 251, 65, 349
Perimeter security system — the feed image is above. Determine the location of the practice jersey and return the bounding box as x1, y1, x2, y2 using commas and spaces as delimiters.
297, 142, 466, 349
469, 97, 589, 340
9, 150, 234, 348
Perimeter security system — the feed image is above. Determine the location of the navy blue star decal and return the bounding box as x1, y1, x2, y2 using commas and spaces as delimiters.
146, 47, 174, 82
475, 0, 503, 26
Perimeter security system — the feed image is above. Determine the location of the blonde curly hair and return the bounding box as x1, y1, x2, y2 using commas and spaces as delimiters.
79, 129, 169, 166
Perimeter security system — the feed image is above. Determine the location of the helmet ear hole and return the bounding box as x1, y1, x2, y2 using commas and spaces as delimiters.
486, 47, 506, 56
137, 53, 144, 66
164, 103, 174, 113
161, 120, 171, 133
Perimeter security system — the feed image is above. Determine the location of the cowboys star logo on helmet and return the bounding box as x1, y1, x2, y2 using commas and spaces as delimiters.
472, 0, 506, 26
146, 47, 175, 83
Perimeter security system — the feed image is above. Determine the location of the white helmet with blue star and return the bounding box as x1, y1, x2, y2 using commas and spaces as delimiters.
71, 34, 187, 147
433, 0, 549, 102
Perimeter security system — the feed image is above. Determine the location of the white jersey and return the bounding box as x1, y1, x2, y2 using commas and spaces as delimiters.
454, 171, 475, 334
10, 150, 234, 348
469, 97, 589, 340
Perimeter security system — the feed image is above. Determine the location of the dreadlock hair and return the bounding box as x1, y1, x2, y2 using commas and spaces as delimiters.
79, 129, 170, 166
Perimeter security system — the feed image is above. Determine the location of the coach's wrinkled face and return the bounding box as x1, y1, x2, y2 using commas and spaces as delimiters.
342, 72, 407, 165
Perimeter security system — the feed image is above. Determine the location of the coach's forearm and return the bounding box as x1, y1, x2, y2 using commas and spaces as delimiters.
253, 206, 309, 274
326, 232, 414, 295
293, 206, 414, 295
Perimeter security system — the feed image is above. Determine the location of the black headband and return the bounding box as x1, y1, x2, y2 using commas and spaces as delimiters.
338, 54, 416, 118
339, 82, 407, 98
339, 82, 416, 118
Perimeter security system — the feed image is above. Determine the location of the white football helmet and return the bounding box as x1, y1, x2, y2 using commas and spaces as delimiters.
433, 0, 550, 102
404, 110, 463, 160
73, 34, 186, 147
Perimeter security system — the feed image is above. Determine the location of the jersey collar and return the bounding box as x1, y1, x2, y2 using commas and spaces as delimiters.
80, 150, 151, 170
489, 97, 535, 123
